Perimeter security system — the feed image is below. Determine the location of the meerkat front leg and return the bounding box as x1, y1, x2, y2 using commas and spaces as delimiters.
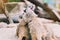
31, 33, 37, 40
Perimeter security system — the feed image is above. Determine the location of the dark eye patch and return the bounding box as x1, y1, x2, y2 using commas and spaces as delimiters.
24, 8, 27, 12
19, 16, 22, 19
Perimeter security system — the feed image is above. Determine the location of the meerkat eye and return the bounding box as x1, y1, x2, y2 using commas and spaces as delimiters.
24, 9, 26, 12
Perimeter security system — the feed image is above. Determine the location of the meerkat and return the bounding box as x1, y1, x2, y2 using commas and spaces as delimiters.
16, 19, 31, 40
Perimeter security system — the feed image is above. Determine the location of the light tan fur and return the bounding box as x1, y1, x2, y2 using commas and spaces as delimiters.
16, 19, 29, 40
23, 8, 58, 40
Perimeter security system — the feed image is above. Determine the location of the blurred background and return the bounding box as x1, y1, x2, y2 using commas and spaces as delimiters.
2, 0, 60, 10
8, 0, 60, 10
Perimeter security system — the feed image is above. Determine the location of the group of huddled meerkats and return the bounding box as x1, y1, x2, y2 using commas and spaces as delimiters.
0, 0, 60, 40
16, 7, 59, 40
1, 0, 58, 40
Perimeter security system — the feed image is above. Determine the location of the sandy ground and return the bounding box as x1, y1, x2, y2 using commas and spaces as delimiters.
0, 24, 18, 40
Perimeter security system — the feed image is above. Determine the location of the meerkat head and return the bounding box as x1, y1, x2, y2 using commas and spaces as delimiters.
22, 8, 38, 23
